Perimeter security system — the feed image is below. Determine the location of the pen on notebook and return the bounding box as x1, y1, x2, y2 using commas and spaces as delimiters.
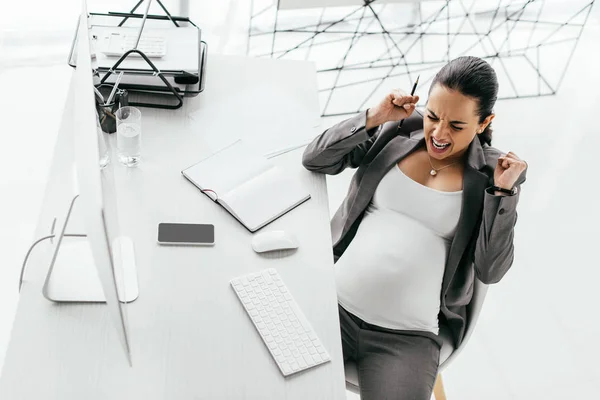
106, 71, 124, 105
399, 74, 419, 129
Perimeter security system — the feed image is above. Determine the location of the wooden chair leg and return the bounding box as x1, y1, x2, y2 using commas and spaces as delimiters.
433, 373, 447, 400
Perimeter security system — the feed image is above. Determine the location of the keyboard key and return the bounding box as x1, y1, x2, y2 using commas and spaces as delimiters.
281, 364, 292, 375
303, 354, 315, 366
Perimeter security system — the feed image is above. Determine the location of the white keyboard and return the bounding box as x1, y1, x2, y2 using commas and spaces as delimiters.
100, 32, 167, 58
230, 268, 331, 377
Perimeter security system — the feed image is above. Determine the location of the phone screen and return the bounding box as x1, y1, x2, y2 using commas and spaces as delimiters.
158, 223, 214, 245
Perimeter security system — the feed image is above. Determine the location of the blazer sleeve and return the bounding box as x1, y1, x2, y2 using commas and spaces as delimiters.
473, 168, 527, 284
302, 109, 423, 175
301, 111, 379, 175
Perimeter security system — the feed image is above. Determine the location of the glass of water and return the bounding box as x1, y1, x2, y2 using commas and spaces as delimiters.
115, 106, 142, 167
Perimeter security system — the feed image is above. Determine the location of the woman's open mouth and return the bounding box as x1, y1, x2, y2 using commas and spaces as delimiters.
431, 137, 451, 154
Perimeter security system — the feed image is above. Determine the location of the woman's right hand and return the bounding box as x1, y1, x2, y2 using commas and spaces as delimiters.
365, 89, 420, 130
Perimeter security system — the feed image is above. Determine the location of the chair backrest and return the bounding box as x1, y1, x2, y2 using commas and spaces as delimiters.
438, 278, 488, 371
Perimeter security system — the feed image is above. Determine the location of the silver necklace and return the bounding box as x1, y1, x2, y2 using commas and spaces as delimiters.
428, 155, 459, 176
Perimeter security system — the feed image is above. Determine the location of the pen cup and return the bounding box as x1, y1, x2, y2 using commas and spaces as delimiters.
95, 84, 129, 134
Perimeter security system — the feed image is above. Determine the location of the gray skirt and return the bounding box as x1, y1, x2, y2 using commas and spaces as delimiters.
339, 305, 441, 400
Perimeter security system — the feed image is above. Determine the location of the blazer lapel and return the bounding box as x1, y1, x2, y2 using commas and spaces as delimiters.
441, 139, 489, 295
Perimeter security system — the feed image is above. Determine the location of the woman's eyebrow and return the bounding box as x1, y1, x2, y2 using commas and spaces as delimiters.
427, 109, 467, 124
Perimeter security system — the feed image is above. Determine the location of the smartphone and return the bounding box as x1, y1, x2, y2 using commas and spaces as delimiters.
157, 223, 215, 246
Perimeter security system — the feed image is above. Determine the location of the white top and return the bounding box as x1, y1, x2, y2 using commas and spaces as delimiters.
335, 164, 463, 334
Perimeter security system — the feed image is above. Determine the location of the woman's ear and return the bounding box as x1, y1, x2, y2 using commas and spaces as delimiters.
479, 113, 495, 133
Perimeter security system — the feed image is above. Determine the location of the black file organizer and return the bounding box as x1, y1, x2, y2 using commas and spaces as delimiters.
68, 10, 207, 110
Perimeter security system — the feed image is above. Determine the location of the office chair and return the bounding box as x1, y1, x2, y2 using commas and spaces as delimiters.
344, 278, 489, 400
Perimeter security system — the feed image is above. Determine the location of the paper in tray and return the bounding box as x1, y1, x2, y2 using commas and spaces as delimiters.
67, 11, 207, 109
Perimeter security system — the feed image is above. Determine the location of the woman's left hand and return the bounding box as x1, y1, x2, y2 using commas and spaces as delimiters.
494, 151, 527, 190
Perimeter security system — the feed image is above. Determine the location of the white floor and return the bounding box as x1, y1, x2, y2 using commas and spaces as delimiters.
1, 1, 600, 399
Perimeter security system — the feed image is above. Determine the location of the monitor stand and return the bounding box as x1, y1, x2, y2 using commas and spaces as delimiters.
43, 194, 139, 303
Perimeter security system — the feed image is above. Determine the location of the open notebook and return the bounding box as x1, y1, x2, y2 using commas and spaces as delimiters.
182, 140, 311, 232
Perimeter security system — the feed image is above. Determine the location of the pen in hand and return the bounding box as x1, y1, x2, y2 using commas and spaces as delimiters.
365, 75, 420, 131
399, 75, 419, 129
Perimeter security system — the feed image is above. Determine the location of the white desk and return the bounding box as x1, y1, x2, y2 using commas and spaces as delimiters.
0, 54, 346, 400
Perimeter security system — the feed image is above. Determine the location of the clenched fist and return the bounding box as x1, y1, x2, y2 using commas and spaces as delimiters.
366, 89, 420, 130
494, 151, 527, 191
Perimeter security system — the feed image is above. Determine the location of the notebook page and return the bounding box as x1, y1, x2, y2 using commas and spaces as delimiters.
182, 141, 272, 200
220, 166, 310, 231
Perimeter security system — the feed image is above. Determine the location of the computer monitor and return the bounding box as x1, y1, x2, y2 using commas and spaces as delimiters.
42, 0, 135, 365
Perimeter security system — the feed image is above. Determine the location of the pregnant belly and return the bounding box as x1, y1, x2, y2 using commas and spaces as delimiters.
344, 210, 449, 273
334, 211, 448, 317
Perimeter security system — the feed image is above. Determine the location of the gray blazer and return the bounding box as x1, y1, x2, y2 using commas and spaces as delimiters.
302, 110, 527, 347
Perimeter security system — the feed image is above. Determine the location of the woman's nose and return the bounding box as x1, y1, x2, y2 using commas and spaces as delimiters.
433, 121, 449, 135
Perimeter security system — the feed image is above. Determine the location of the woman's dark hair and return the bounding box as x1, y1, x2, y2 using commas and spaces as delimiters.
430, 56, 498, 146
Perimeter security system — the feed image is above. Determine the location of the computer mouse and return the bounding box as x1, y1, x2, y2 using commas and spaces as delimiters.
251, 230, 299, 253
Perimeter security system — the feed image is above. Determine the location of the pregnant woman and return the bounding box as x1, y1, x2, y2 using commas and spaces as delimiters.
302, 56, 528, 399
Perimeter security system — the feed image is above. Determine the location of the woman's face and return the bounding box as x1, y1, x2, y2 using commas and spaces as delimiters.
424, 84, 494, 162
